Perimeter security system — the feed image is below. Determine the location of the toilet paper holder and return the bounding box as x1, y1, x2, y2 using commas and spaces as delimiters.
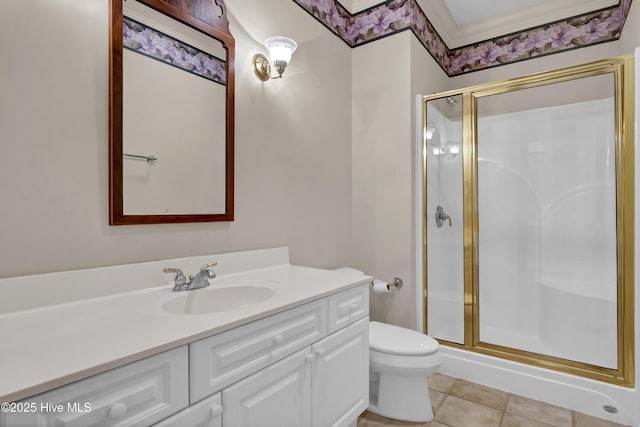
371, 277, 403, 291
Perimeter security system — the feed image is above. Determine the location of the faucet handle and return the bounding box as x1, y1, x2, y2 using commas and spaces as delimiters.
435, 205, 453, 228
201, 261, 217, 279
201, 261, 218, 270
163, 267, 187, 289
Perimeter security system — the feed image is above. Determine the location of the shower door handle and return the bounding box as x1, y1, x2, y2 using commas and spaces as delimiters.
435, 205, 452, 228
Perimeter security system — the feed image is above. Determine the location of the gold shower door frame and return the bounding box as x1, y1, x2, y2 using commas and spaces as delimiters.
422, 55, 635, 386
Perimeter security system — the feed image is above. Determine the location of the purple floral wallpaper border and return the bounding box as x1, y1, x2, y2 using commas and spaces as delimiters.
123, 17, 226, 85
292, 0, 633, 76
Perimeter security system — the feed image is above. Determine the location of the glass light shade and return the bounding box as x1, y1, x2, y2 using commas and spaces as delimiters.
425, 127, 435, 140
264, 37, 297, 64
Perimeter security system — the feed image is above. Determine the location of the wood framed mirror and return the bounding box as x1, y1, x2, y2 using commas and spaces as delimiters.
109, 0, 234, 225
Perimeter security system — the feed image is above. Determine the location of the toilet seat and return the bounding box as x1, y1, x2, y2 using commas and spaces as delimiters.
370, 321, 439, 355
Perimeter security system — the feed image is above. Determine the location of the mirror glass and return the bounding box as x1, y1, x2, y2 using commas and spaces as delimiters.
110, 0, 234, 224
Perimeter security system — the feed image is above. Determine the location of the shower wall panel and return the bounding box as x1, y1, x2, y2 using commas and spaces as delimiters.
476, 91, 618, 368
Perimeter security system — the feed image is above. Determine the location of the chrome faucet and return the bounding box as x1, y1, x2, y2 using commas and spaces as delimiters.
163, 261, 217, 292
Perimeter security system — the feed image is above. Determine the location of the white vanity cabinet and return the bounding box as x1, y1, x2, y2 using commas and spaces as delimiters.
189, 299, 328, 403
3, 281, 369, 427
221, 317, 369, 427
1, 347, 189, 427
217, 286, 369, 427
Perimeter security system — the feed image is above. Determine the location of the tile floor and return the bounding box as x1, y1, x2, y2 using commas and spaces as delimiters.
358, 373, 629, 427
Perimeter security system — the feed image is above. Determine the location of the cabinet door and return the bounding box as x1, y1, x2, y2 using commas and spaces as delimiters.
152, 393, 222, 427
311, 317, 369, 427
222, 348, 311, 427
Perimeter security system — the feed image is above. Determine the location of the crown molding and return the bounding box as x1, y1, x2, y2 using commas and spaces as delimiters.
415, 0, 457, 47
340, 0, 380, 14
293, 0, 631, 75
418, 0, 618, 48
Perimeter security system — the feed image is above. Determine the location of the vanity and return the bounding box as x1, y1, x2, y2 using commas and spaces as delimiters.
0, 248, 370, 427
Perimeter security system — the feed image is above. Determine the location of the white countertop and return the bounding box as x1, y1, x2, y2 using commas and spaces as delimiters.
0, 248, 370, 402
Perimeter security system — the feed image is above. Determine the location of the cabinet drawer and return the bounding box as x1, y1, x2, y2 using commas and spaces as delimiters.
2, 347, 188, 427
328, 283, 369, 334
190, 299, 327, 403
153, 392, 222, 427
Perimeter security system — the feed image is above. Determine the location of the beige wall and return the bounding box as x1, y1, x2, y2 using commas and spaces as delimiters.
0, 0, 352, 278
351, 32, 449, 329
410, 36, 451, 330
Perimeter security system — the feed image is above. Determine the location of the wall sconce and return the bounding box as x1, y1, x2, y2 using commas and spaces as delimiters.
252, 36, 297, 81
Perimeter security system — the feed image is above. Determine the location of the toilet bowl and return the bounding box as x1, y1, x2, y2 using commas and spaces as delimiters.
368, 321, 441, 422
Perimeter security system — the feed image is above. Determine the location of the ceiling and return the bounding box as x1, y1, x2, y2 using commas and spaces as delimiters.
346, 0, 618, 47
442, 0, 548, 25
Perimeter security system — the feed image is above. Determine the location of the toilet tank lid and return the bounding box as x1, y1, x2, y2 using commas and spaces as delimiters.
369, 321, 439, 355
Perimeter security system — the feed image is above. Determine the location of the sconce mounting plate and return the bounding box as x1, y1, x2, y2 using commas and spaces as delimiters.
252, 53, 271, 81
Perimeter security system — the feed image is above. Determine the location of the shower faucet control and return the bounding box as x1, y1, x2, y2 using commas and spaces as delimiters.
435, 205, 452, 228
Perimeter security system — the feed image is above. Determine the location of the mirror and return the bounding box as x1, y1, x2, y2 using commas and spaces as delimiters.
109, 0, 235, 225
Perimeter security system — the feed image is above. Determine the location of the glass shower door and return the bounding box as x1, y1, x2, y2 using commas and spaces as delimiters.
476, 74, 619, 368
423, 55, 634, 385
425, 94, 464, 344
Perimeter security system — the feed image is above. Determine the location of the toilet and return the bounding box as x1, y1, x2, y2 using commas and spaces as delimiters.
368, 321, 442, 422
331, 267, 442, 421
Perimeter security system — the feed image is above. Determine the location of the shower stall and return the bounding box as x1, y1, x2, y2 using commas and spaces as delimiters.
420, 55, 635, 424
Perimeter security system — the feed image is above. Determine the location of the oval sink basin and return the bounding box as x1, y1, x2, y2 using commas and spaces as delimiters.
163, 286, 275, 315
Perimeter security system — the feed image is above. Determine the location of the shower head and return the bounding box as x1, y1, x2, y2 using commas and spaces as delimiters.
446, 96, 457, 107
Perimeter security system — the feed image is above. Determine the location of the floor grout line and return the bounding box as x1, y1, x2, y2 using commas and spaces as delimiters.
359, 374, 628, 427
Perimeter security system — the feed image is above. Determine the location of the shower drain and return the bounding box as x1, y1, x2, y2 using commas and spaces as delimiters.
603, 405, 618, 414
